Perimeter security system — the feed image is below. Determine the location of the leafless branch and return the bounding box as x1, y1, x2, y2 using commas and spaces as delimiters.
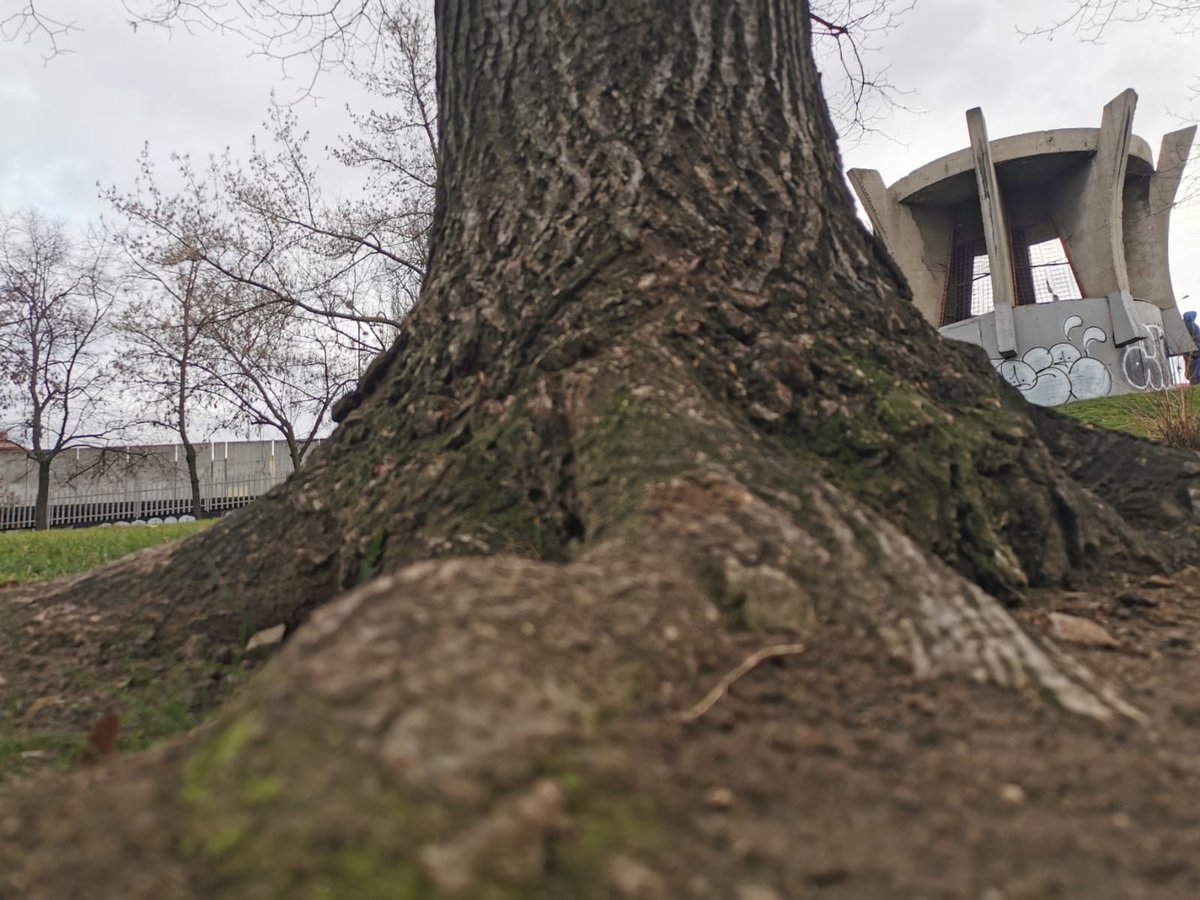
1020, 0, 1200, 42
809, 0, 920, 141
0, 3, 76, 61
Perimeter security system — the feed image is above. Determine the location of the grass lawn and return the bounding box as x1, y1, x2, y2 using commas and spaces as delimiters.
0, 520, 213, 587
1059, 385, 1200, 444
0, 518, 229, 781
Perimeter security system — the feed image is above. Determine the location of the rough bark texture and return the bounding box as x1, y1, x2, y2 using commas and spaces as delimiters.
34, 456, 51, 531
183, 439, 203, 520
3, 1, 1200, 897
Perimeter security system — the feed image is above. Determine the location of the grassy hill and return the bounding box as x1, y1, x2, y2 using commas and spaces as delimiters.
1059, 385, 1200, 448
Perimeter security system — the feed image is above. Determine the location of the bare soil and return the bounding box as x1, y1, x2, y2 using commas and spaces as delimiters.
4, 548, 1200, 898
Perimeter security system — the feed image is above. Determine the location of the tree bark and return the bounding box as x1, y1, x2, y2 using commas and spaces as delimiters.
179, 278, 205, 520
2, 1, 1199, 896
33, 455, 51, 530
286, 435, 303, 473
182, 438, 203, 519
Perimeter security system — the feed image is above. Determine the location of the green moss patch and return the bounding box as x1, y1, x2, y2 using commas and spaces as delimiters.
181, 707, 442, 899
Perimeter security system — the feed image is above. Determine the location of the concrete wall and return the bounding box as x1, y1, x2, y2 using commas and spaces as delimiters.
0, 439, 319, 509
939, 297, 1170, 405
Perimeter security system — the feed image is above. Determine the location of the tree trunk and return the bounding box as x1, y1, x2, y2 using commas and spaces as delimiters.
182, 438, 203, 519
33, 455, 51, 530
178, 308, 205, 520
285, 435, 302, 473
2, 1, 1199, 896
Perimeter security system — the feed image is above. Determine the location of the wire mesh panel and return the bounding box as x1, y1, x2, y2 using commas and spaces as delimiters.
940, 200, 994, 326
941, 214, 1081, 326
970, 255, 994, 316
942, 235, 995, 324
1021, 237, 1082, 304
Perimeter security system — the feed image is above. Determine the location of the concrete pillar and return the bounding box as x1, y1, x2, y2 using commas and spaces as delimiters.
966, 107, 1018, 357
1124, 125, 1197, 353
847, 168, 947, 323
1051, 89, 1142, 345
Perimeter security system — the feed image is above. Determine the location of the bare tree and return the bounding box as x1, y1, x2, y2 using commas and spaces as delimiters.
194, 285, 357, 468
0, 1, 74, 59
104, 144, 387, 462
104, 118, 413, 351
5, 0, 912, 136
334, 0, 437, 281
0, 209, 120, 529
111, 233, 226, 518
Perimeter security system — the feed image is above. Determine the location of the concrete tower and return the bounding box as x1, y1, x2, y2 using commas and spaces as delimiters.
850, 90, 1195, 406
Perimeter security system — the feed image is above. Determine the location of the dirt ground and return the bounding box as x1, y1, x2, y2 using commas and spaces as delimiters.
0, 542, 265, 785
4, 560, 1200, 898
627, 567, 1200, 899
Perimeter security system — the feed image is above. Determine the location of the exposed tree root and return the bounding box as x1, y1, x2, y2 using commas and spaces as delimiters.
0, 464, 1152, 898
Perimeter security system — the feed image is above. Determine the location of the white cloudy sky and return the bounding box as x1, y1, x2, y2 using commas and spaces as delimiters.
1, 0, 1198, 315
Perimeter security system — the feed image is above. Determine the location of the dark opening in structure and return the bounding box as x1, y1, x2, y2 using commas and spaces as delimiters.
940, 193, 1082, 326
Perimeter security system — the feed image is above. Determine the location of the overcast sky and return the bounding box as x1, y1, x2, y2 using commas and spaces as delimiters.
1, 0, 1198, 316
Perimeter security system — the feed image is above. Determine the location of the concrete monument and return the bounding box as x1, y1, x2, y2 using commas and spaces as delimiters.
850, 89, 1195, 406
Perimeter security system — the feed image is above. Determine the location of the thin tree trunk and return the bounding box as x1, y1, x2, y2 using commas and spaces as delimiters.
179, 266, 204, 520
182, 439, 203, 519
33, 456, 51, 530
285, 436, 302, 473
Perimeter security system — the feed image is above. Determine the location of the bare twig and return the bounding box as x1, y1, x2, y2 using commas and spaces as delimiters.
1020, 0, 1200, 43
809, 0, 919, 140
0, 3, 77, 61
679, 642, 806, 723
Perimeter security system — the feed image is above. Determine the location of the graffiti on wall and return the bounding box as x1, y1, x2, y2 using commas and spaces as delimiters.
991, 315, 1112, 406
1121, 321, 1170, 391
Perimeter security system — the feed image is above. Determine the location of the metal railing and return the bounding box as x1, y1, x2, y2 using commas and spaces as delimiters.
0, 475, 281, 531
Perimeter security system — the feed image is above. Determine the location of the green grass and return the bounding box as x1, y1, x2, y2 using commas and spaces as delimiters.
0, 520, 213, 586
1059, 385, 1200, 443
0, 656, 246, 783
0, 519, 239, 781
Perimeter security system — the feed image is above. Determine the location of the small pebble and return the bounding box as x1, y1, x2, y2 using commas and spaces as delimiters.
999, 783, 1026, 804
705, 786, 736, 810
607, 854, 665, 898
736, 886, 783, 900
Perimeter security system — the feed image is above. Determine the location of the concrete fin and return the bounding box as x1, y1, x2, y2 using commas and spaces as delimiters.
1107, 290, 1142, 347
966, 107, 1017, 357
847, 168, 890, 241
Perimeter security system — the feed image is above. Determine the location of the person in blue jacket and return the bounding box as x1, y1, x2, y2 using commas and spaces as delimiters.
1185, 310, 1200, 385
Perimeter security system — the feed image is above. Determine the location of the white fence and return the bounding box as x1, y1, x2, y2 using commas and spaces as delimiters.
0, 475, 280, 531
